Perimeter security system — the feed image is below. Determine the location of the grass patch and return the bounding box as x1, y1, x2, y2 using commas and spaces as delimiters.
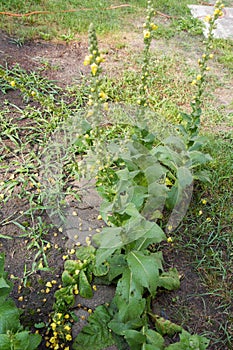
0, 0, 204, 40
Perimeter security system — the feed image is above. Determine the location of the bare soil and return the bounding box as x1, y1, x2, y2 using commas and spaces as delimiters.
0, 30, 232, 349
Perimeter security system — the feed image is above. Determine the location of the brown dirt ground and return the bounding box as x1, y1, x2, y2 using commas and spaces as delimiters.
0, 30, 232, 350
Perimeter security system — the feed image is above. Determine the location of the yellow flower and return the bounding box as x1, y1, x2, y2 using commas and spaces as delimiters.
49, 337, 56, 344
198, 210, 203, 216
167, 237, 173, 243
96, 54, 105, 63
31, 91, 36, 97
196, 75, 202, 80
214, 8, 222, 16
50, 322, 56, 330
191, 80, 197, 86
99, 91, 107, 99
206, 217, 211, 222
46, 282, 52, 288
150, 23, 158, 30
167, 225, 173, 232
209, 53, 214, 59
66, 334, 72, 341
205, 15, 212, 22
64, 347, 70, 350
201, 199, 207, 205
18, 296, 24, 301
91, 63, 98, 76
57, 313, 63, 319
64, 325, 71, 331
143, 30, 151, 39
10, 80, 16, 87
64, 314, 70, 319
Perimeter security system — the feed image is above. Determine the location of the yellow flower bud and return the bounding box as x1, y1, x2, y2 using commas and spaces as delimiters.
91, 63, 98, 76
150, 23, 158, 30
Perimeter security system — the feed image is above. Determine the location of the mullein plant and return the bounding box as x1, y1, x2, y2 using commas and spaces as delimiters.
137, 0, 158, 108
83, 23, 107, 120
183, 0, 224, 141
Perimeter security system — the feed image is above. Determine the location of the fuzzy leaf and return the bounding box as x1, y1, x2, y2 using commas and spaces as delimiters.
127, 251, 160, 296
93, 227, 123, 249
144, 163, 166, 184
75, 246, 96, 261
0, 334, 11, 350
107, 254, 127, 281
92, 262, 109, 277
78, 270, 93, 298
145, 329, 165, 349
123, 330, 146, 349
165, 330, 209, 350
0, 300, 21, 334
14, 331, 41, 350
73, 305, 115, 350
115, 268, 143, 303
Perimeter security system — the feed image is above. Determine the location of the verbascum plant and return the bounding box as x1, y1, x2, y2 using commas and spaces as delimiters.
83, 23, 107, 118
137, 0, 158, 107
184, 0, 224, 139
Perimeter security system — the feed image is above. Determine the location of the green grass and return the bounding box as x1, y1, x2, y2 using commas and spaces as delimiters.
0, 0, 203, 40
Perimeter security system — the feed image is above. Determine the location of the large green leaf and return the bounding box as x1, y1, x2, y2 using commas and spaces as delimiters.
93, 227, 123, 249
107, 254, 127, 281
0, 334, 11, 349
0, 301, 21, 334
166, 167, 193, 213
95, 247, 119, 266
14, 331, 41, 350
165, 330, 209, 350
145, 329, 165, 349
73, 305, 115, 350
115, 268, 143, 303
144, 163, 166, 184
123, 330, 146, 350
142, 182, 169, 219
127, 251, 160, 296
127, 186, 148, 210
95, 217, 165, 259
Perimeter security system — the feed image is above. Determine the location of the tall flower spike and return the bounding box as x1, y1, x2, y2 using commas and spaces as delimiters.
138, 0, 158, 108
84, 23, 107, 118
187, 0, 224, 140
